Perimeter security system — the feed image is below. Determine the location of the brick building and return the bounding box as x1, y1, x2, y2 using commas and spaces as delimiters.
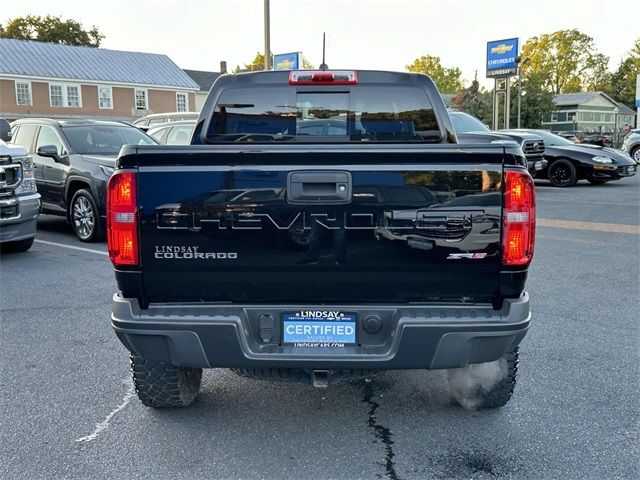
0, 38, 199, 121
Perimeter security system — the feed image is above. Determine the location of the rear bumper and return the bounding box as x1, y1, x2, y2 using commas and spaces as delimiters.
0, 193, 40, 243
112, 293, 531, 370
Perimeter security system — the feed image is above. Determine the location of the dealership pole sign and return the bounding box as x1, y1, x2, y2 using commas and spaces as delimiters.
273, 52, 301, 71
486, 38, 519, 78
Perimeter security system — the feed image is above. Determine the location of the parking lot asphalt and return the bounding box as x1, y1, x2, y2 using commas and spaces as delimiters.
1, 176, 639, 480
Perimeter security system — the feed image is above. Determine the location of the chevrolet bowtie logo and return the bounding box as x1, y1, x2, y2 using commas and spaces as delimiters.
277, 59, 295, 69
491, 44, 514, 55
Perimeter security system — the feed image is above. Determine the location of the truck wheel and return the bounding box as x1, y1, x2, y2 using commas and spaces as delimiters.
446, 346, 518, 409
1, 237, 35, 253
547, 159, 577, 187
69, 189, 104, 242
130, 355, 202, 408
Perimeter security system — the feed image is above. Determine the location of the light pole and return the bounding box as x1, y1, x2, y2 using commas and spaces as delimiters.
264, 0, 271, 70
516, 57, 529, 129
613, 106, 619, 147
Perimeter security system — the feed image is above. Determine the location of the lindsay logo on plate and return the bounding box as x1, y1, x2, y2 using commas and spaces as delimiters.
155, 245, 237, 260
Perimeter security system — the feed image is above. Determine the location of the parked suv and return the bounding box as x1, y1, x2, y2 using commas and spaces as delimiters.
132, 112, 199, 132
0, 140, 40, 252
10, 119, 155, 241
622, 129, 640, 164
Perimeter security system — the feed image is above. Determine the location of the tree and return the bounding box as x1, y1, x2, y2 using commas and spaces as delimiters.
237, 52, 265, 72
406, 54, 464, 93
301, 55, 315, 70
0, 15, 104, 47
452, 76, 492, 124
509, 74, 555, 128
520, 29, 609, 94
608, 39, 640, 109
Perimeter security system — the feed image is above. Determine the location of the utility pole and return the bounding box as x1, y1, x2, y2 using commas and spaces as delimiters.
264, 0, 271, 70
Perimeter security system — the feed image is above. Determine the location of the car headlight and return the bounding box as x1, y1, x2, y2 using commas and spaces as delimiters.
99, 165, 115, 176
13, 156, 38, 196
592, 155, 613, 164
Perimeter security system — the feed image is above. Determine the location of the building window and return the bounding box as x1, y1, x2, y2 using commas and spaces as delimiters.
176, 92, 188, 112
135, 88, 148, 110
49, 83, 82, 108
50, 84, 64, 107
551, 112, 558, 122
98, 86, 113, 109
67, 86, 80, 107
15, 81, 32, 106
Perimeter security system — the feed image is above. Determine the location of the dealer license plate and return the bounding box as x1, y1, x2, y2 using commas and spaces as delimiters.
282, 311, 356, 347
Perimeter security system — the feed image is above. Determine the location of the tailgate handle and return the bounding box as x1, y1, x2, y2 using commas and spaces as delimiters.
287, 171, 352, 204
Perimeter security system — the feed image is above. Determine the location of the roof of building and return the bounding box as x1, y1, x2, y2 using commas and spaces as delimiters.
615, 102, 636, 116
553, 91, 618, 107
0, 38, 199, 90
182, 69, 222, 92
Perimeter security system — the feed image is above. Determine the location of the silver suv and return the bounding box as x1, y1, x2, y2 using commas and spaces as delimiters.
622, 129, 640, 164
0, 141, 40, 252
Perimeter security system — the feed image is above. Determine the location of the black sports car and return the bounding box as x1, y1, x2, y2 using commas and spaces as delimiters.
504, 129, 637, 187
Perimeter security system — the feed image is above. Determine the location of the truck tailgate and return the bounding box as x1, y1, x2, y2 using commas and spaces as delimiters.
130, 146, 506, 304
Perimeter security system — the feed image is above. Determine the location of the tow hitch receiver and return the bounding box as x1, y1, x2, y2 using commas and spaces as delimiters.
312, 370, 330, 388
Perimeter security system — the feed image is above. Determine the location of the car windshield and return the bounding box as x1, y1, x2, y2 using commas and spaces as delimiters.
449, 112, 490, 133
523, 130, 574, 146
205, 86, 441, 143
63, 125, 156, 155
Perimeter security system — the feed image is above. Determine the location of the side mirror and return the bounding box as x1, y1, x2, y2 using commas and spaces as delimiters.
37, 144, 61, 162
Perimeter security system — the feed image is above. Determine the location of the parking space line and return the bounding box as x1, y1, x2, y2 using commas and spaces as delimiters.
537, 218, 640, 234
35, 239, 109, 256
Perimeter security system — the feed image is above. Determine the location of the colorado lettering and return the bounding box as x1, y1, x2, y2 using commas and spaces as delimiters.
154, 245, 237, 260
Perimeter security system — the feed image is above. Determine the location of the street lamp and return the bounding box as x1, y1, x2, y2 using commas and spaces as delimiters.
516, 57, 530, 129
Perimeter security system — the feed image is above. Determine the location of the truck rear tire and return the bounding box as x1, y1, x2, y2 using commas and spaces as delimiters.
446, 346, 518, 409
130, 355, 202, 408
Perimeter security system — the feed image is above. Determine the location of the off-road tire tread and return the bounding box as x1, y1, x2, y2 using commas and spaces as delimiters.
477, 346, 519, 409
130, 355, 202, 408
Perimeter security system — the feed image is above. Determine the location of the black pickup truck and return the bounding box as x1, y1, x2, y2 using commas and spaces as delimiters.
108, 70, 535, 409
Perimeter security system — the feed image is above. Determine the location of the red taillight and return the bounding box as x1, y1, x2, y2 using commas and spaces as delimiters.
502, 170, 536, 266
107, 171, 138, 266
289, 70, 358, 85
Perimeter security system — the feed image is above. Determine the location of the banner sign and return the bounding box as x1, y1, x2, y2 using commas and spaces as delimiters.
486, 38, 519, 78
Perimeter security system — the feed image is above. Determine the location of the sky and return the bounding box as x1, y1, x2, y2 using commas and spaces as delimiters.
2, 0, 638, 88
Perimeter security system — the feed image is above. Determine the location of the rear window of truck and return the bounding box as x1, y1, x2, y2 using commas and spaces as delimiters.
206, 86, 440, 143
